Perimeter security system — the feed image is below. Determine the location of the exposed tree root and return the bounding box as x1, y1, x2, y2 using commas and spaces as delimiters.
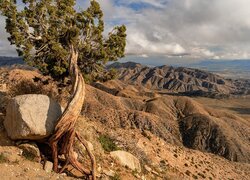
49, 45, 96, 179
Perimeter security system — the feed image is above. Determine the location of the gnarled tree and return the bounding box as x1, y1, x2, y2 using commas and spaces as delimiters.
0, 0, 126, 179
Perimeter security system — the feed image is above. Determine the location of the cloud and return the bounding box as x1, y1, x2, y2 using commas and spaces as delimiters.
1, 0, 250, 59
0, 17, 17, 56
99, 0, 250, 59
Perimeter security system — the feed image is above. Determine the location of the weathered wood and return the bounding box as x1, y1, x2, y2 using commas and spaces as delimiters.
49, 45, 96, 179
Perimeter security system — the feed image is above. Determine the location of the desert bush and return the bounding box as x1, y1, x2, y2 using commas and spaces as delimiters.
22, 151, 36, 161
0, 153, 9, 163
198, 172, 206, 178
8, 78, 59, 101
110, 173, 121, 180
185, 170, 191, 176
192, 174, 198, 179
98, 134, 119, 152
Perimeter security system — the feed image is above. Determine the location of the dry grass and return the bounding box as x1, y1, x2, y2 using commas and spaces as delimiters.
8, 79, 58, 98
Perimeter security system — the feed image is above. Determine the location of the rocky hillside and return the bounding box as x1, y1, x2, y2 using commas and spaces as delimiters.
109, 62, 250, 96
0, 67, 249, 179
89, 80, 250, 163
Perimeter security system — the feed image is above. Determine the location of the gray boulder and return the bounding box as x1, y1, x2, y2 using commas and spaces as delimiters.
110, 150, 141, 172
4, 94, 63, 140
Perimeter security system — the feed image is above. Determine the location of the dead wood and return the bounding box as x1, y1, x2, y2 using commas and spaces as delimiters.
49, 45, 96, 179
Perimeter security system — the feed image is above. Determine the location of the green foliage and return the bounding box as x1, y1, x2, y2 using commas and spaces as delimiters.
0, 153, 9, 163
110, 173, 121, 180
22, 151, 36, 161
98, 134, 119, 152
84, 67, 118, 83
0, 0, 126, 81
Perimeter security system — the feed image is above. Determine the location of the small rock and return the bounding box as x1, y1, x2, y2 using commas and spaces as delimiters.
152, 170, 159, 176
97, 164, 102, 172
144, 165, 152, 172
24, 167, 29, 172
44, 161, 53, 173
110, 150, 141, 172
0, 83, 7, 92
73, 151, 78, 159
96, 173, 101, 178
103, 169, 115, 177
134, 174, 140, 178
19, 142, 41, 162
86, 140, 94, 151
58, 154, 66, 161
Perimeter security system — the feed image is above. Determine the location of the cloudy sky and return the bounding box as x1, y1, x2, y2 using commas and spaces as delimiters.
1, 0, 250, 64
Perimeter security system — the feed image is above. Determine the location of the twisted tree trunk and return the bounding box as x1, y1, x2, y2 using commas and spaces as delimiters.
49, 45, 96, 179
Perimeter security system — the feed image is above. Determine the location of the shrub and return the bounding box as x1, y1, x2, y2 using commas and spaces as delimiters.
8, 78, 59, 100
0, 153, 9, 163
110, 173, 121, 180
22, 151, 36, 161
185, 170, 191, 176
98, 134, 119, 152
198, 172, 206, 179
192, 174, 198, 179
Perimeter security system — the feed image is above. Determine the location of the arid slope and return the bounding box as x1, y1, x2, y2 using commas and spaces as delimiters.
0, 67, 249, 179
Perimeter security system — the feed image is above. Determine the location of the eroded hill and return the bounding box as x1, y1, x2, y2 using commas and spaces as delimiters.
86, 81, 250, 163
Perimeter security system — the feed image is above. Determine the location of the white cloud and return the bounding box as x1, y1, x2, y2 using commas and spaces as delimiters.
112, 0, 250, 59
0, 16, 17, 56
1, 0, 250, 59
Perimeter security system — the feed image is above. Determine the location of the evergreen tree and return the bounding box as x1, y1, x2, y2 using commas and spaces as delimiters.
0, 0, 126, 82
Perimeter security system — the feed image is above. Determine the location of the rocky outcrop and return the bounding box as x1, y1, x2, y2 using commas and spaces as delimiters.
110, 150, 141, 172
4, 94, 62, 140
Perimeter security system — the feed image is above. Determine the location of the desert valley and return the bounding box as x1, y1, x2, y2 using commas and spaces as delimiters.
0, 58, 249, 179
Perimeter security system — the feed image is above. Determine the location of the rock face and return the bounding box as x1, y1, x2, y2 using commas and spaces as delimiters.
4, 94, 62, 140
110, 150, 141, 172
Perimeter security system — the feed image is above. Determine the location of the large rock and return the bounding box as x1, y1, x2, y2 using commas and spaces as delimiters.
110, 150, 141, 172
4, 94, 63, 140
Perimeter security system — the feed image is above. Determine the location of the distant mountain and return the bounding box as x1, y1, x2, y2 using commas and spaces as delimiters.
191, 60, 250, 71
186, 60, 250, 79
109, 62, 250, 96
0, 56, 24, 66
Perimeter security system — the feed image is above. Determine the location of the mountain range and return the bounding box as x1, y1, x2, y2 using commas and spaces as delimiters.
109, 62, 250, 97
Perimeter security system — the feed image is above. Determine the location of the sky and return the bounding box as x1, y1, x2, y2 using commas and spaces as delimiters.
1, 0, 250, 64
